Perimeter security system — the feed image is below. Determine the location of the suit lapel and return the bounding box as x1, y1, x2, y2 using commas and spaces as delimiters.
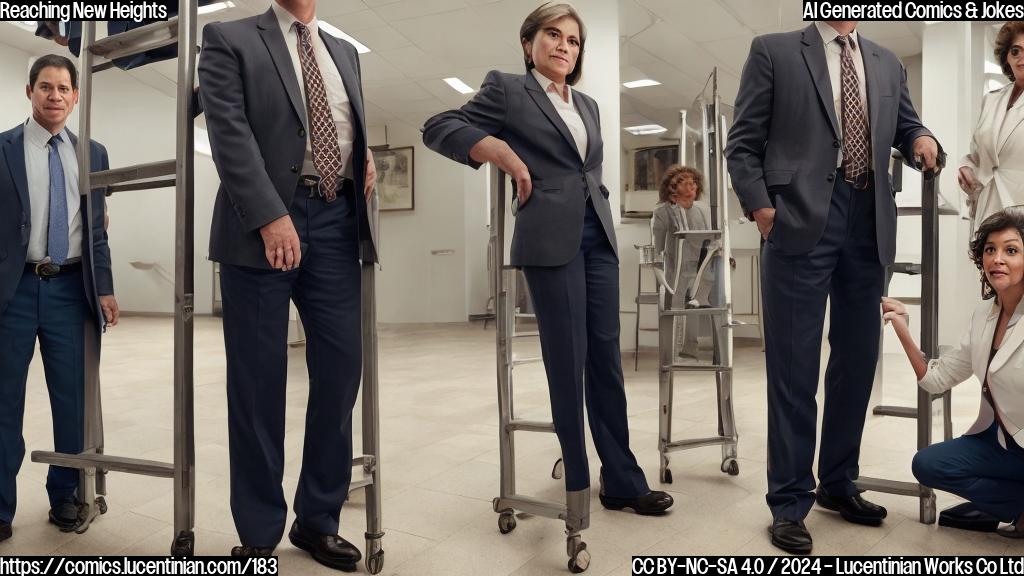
525, 72, 579, 159
975, 304, 999, 376
3, 126, 30, 215
572, 90, 599, 165
321, 31, 365, 137
860, 36, 882, 144
257, 8, 307, 131
997, 88, 1024, 156
800, 26, 840, 139
991, 302, 1024, 373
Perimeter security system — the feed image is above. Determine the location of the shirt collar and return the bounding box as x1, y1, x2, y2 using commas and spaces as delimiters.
24, 116, 66, 149
815, 21, 859, 50
531, 68, 570, 104
272, 1, 319, 38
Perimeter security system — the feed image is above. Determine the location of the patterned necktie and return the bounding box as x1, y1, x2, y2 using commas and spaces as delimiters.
295, 21, 343, 202
836, 35, 871, 189
47, 134, 69, 264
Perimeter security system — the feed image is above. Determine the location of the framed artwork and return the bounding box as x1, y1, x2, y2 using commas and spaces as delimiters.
375, 146, 414, 211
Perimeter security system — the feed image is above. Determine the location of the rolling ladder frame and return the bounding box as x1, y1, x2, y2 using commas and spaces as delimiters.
30, 6, 386, 568
657, 72, 740, 485
856, 152, 952, 525
488, 168, 591, 574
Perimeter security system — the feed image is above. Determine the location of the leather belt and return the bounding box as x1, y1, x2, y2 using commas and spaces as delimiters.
25, 259, 82, 279
299, 174, 354, 191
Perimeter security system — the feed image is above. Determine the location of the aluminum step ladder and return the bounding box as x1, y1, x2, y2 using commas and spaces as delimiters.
488, 168, 590, 574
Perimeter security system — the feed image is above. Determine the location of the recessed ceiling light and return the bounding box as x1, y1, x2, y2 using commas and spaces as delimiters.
198, 1, 235, 15
624, 124, 667, 135
320, 22, 371, 54
443, 77, 475, 95
623, 79, 661, 89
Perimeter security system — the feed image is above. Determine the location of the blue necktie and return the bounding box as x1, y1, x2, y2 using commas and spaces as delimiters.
47, 134, 69, 265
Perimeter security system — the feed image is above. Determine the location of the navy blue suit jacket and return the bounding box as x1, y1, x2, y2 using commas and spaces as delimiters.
0, 123, 113, 331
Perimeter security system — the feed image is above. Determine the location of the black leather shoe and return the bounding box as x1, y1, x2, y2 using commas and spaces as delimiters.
939, 502, 999, 533
599, 490, 673, 515
0, 521, 10, 542
815, 487, 886, 526
288, 520, 361, 572
230, 545, 275, 557
48, 500, 83, 532
770, 518, 812, 555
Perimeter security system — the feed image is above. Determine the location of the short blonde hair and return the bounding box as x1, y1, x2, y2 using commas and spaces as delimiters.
520, 3, 587, 86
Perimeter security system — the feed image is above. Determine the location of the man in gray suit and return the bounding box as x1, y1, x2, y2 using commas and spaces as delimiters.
198, 0, 376, 568
726, 21, 941, 554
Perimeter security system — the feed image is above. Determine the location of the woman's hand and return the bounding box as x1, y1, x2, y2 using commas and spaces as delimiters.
958, 166, 980, 196
881, 296, 910, 330
470, 136, 532, 206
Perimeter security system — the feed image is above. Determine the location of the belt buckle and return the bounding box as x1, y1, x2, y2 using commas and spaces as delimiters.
35, 258, 60, 278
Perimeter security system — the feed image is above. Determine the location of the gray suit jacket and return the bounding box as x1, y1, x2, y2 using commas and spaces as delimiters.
726, 25, 937, 266
422, 70, 615, 267
198, 8, 377, 267
0, 124, 112, 332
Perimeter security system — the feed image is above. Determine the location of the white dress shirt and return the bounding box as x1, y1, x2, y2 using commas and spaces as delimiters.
24, 117, 81, 262
531, 68, 588, 161
272, 2, 355, 179
815, 21, 869, 167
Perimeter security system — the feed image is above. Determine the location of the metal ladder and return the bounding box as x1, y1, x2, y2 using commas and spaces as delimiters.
657, 75, 740, 484
856, 152, 952, 525
488, 168, 590, 574
29, 6, 386, 567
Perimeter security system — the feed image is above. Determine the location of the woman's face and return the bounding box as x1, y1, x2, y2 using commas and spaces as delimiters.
524, 16, 580, 85
983, 227, 1024, 296
1007, 33, 1024, 83
670, 174, 698, 209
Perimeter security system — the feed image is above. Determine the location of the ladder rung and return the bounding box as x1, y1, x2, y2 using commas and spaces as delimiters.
91, 160, 177, 188
854, 476, 926, 498
673, 229, 723, 238
106, 178, 177, 194
664, 436, 732, 451
897, 206, 959, 217
89, 18, 180, 63
888, 296, 921, 305
665, 364, 731, 372
514, 312, 536, 319
511, 355, 543, 366
636, 294, 659, 305
507, 420, 555, 433
664, 307, 729, 317
872, 405, 917, 419
31, 451, 174, 478
512, 330, 539, 338
892, 262, 921, 275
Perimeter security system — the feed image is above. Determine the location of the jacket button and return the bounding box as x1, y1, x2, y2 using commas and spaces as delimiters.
290, 165, 299, 173
298, 128, 306, 138
827, 174, 835, 182
833, 140, 840, 148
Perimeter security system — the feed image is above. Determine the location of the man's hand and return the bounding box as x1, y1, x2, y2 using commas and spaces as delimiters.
751, 207, 776, 240
260, 215, 301, 271
912, 136, 941, 173
99, 295, 120, 327
364, 149, 377, 202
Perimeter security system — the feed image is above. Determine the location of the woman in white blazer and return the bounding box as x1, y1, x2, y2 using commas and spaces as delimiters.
883, 208, 1024, 538
959, 22, 1024, 229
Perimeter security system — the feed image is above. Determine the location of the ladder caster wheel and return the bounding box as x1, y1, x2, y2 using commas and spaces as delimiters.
721, 459, 739, 476
568, 542, 590, 573
96, 496, 108, 515
661, 468, 673, 484
366, 550, 384, 574
170, 531, 195, 557
498, 511, 517, 534
551, 458, 564, 480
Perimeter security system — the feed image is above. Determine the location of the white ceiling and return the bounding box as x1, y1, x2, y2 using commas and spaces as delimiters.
0, 0, 927, 140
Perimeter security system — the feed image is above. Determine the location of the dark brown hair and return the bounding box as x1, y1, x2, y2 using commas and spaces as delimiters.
658, 165, 704, 203
994, 21, 1024, 82
520, 3, 586, 86
969, 207, 1024, 300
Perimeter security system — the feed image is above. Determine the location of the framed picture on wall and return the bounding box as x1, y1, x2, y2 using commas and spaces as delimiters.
375, 146, 415, 211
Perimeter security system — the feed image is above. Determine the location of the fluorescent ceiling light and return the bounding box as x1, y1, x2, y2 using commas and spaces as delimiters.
198, 1, 234, 15
320, 22, 371, 54
194, 127, 212, 157
443, 77, 475, 95
624, 124, 667, 136
623, 79, 661, 89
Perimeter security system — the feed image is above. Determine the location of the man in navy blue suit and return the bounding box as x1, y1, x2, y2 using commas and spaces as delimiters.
0, 55, 119, 542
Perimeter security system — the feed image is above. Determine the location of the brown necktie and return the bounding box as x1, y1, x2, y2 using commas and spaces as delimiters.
836, 35, 870, 189
295, 21, 343, 202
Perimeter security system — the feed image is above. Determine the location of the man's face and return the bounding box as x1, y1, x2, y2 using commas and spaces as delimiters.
26, 66, 78, 133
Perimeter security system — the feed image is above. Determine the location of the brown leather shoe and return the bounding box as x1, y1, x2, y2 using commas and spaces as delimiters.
288, 520, 360, 572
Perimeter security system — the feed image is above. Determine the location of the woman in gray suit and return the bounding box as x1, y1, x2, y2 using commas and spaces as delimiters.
423, 3, 672, 516
652, 165, 712, 359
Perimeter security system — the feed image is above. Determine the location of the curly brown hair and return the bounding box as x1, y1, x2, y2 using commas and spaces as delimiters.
969, 207, 1024, 300
994, 21, 1024, 82
658, 165, 704, 203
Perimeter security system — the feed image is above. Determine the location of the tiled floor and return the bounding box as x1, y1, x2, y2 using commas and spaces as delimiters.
3, 316, 1017, 574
